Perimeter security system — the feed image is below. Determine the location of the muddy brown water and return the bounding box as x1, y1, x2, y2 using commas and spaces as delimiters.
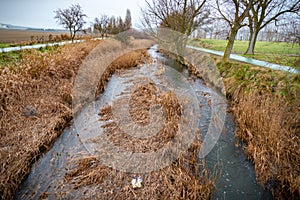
16, 46, 269, 199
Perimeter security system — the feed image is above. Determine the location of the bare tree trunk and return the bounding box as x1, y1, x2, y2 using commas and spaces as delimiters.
222, 27, 238, 62
69, 28, 74, 42
245, 28, 258, 54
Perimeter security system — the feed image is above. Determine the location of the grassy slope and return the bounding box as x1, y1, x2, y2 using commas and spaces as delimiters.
0, 46, 59, 67
0, 51, 23, 66
217, 60, 300, 198
190, 39, 300, 69
155, 46, 299, 198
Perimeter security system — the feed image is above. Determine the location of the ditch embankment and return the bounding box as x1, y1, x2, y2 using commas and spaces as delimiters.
218, 61, 300, 199
0, 39, 153, 199
162, 47, 300, 199
1, 39, 298, 199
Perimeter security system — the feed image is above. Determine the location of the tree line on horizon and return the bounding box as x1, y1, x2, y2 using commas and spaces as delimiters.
54, 5, 132, 41
54, 0, 299, 62
141, 0, 299, 61
93, 9, 132, 38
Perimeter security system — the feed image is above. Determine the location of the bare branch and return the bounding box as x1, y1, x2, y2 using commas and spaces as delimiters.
54, 4, 86, 42
140, 0, 208, 36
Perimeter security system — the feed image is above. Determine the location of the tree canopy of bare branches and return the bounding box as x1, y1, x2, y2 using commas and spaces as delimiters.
54, 4, 86, 42
94, 10, 132, 36
214, 0, 254, 61
245, 0, 300, 54
141, 0, 208, 37
94, 15, 110, 38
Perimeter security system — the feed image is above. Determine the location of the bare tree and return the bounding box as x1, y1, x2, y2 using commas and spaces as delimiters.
124, 9, 132, 31
54, 4, 86, 42
141, 0, 207, 36
245, 0, 300, 54
117, 17, 125, 33
108, 16, 118, 34
206, 20, 230, 39
283, 15, 300, 46
214, 0, 254, 61
94, 15, 110, 38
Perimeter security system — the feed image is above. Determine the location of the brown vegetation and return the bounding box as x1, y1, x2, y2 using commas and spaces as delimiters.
0, 39, 100, 199
66, 89, 214, 198
97, 84, 181, 153
65, 42, 216, 199
218, 62, 300, 198
65, 140, 214, 199
0, 38, 155, 199
95, 45, 152, 97
158, 47, 300, 198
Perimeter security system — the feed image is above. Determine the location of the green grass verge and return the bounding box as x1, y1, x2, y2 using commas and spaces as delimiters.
242, 54, 300, 69
0, 45, 60, 67
190, 39, 300, 68
0, 51, 23, 66
218, 61, 300, 99
0, 43, 11, 48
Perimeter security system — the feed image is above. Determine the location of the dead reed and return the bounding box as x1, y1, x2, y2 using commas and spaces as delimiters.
219, 62, 300, 198
65, 144, 214, 199
65, 48, 216, 199
65, 85, 214, 199
95, 40, 153, 97
0, 39, 101, 199
0, 39, 154, 199
97, 83, 181, 153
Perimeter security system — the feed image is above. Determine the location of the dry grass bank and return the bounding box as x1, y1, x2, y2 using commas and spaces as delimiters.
0, 39, 100, 199
218, 62, 300, 198
156, 46, 299, 198
0, 39, 154, 199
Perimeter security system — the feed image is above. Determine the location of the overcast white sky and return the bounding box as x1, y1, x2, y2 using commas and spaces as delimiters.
0, 0, 147, 29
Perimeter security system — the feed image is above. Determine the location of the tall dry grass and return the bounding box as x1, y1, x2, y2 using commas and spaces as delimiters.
0, 39, 154, 199
219, 62, 300, 198
64, 142, 214, 199
0, 37, 219, 199
66, 89, 214, 198
0, 39, 101, 199
65, 40, 216, 199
